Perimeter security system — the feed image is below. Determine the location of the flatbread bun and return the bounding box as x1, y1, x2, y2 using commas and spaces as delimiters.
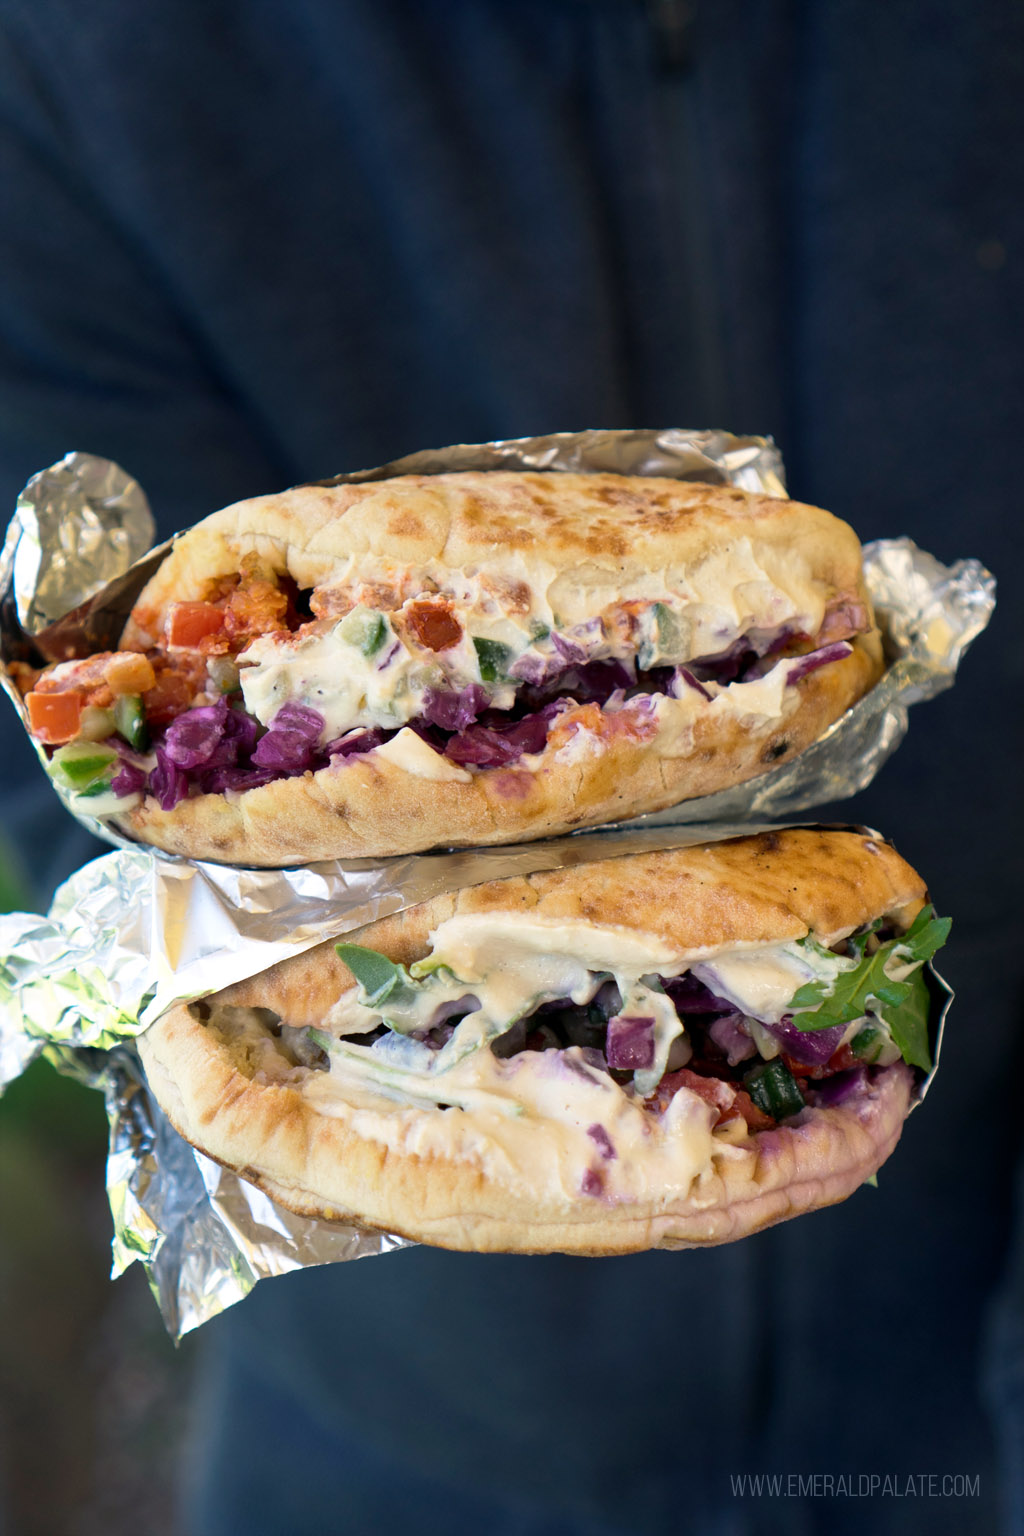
137, 831, 928, 1253
112, 472, 883, 864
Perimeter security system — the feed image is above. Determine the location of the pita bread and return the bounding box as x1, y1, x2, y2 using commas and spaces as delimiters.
137, 831, 928, 1253
110, 472, 883, 864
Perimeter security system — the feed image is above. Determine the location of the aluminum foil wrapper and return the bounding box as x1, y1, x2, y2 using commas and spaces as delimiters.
0, 430, 995, 850
0, 819, 952, 1339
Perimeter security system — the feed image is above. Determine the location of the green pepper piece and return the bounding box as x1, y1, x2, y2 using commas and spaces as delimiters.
473, 637, 513, 682
360, 613, 388, 656
114, 693, 150, 751
50, 741, 118, 790
744, 1059, 806, 1121
339, 607, 389, 656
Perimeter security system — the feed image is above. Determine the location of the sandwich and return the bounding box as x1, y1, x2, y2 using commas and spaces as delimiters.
18, 471, 883, 864
136, 830, 948, 1252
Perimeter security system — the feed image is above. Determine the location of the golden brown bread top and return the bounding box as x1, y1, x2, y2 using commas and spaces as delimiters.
216, 830, 927, 1028
123, 471, 869, 641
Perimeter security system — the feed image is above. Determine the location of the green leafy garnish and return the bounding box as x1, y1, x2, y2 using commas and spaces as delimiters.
473, 637, 513, 682
863, 1173, 879, 1189
789, 906, 951, 1071
334, 943, 418, 1009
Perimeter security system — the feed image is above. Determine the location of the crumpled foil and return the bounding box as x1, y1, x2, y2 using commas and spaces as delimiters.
0, 431, 995, 851
0, 428, 980, 1337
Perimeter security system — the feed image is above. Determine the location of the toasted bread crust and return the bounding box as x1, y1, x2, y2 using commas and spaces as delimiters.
137, 833, 926, 1253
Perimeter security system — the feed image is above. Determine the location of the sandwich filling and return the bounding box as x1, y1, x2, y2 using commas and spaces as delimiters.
18, 544, 871, 814
205, 905, 947, 1203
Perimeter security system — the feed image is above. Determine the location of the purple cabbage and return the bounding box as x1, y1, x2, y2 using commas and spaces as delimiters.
444, 725, 522, 768
587, 1124, 617, 1161
551, 631, 589, 665
606, 1015, 656, 1070
763, 1015, 848, 1066
786, 641, 854, 685
708, 1013, 757, 1065
325, 728, 389, 760
507, 651, 551, 685
662, 974, 737, 1015
198, 764, 282, 794
252, 702, 325, 771
149, 746, 190, 811
163, 699, 231, 768
110, 762, 147, 796
813, 1065, 869, 1106
675, 668, 712, 701
443, 702, 566, 768
420, 684, 489, 733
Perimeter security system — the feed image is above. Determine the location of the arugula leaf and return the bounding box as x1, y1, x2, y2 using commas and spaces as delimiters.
334, 943, 418, 1009
882, 966, 934, 1072
789, 906, 950, 1071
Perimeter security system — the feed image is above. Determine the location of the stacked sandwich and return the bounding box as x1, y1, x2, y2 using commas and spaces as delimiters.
16, 465, 949, 1252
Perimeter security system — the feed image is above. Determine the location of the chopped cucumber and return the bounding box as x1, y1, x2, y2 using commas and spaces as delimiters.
50, 741, 117, 791
851, 1023, 886, 1063
744, 1059, 806, 1121
76, 776, 119, 798
78, 705, 117, 742
339, 607, 389, 656
638, 603, 683, 669
114, 693, 150, 751
473, 637, 513, 682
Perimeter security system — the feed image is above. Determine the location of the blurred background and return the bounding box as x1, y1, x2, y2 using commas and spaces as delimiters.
0, 2, 1021, 1533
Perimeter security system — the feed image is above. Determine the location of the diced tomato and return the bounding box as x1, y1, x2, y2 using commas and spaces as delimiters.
782, 1042, 860, 1082
166, 601, 227, 648
405, 600, 463, 652
727, 1089, 775, 1132
27, 690, 84, 744
549, 700, 658, 752
646, 1067, 737, 1121
824, 1042, 860, 1074
142, 654, 207, 725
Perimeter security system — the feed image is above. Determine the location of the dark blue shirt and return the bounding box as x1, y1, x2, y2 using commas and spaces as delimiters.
0, 3, 1020, 1531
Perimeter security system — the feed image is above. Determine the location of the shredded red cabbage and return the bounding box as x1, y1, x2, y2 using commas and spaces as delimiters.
606, 1015, 656, 1070
812, 1065, 869, 1106
586, 1124, 617, 1160
110, 762, 147, 796
325, 728, 388, 759
707, 1013, 757, 1065
420, 684, 489, 733
149, 746, 190, 811
104, 615, 857, 808
786, 641, 854, 684
662, 974, 737, 1015
764, 1015, 848, 1065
